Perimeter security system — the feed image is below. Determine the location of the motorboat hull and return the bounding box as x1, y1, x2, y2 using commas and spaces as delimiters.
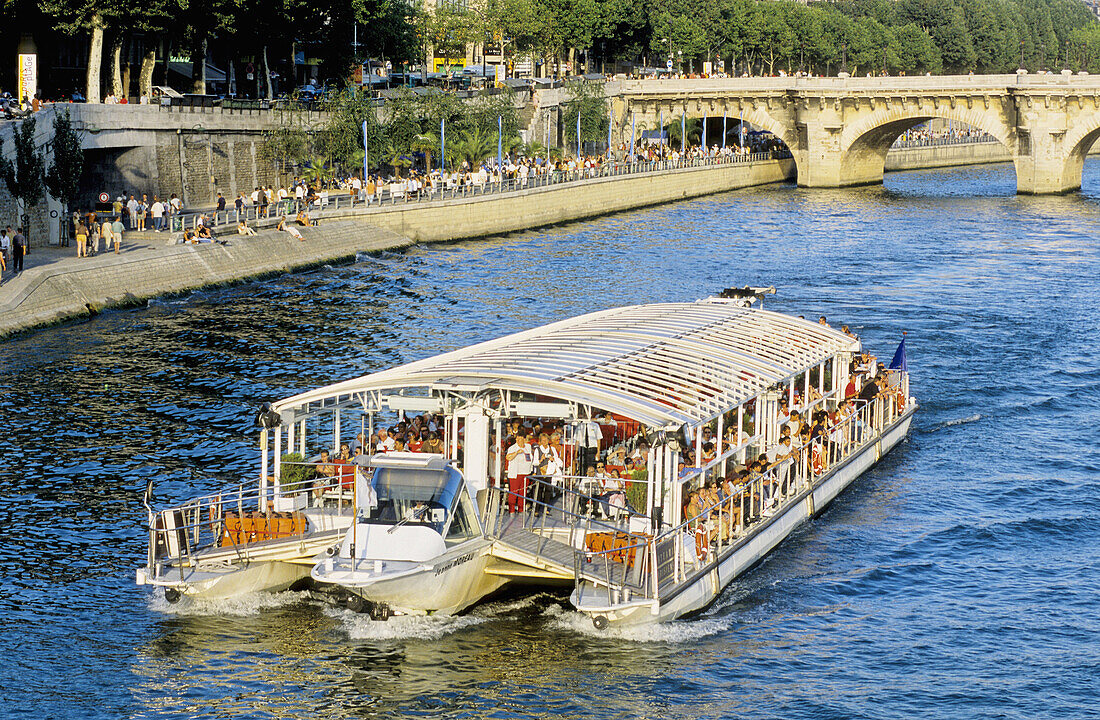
312, 539, 508, 616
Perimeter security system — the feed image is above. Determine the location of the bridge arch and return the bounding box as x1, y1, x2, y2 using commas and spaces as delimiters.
1053, 120, 1100, 193
836, 105, 1016, 189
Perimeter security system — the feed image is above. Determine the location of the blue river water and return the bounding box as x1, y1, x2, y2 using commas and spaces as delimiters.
1, 160, 1099, 719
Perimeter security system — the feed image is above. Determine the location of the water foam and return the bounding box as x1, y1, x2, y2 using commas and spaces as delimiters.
327, 606, 487, 640
928, 413, 982, 431
147, 589, 313, 616
541, 604, 734, 643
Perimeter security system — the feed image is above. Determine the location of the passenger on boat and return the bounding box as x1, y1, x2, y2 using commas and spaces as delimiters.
423, 432, 444, 454
407, 429, 423, 453
818, 316, 830, 327
377, 427, 394, 451
391, 438, 406, 453
787, 410, 804, 438
505, 432, 533, 513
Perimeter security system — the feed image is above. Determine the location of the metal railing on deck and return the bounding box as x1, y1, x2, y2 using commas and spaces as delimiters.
144, 466, 360, 582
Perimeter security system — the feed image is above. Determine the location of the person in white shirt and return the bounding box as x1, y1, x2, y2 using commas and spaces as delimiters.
377, 427, 395, 451
505, 433, 534, 513
126, 196, 139, 229
531, 433, 563, 512
575, 418, 603, 473
150, 199, 165, 231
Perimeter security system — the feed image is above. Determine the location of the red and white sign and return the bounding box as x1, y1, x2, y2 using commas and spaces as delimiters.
98, 192, 110, 203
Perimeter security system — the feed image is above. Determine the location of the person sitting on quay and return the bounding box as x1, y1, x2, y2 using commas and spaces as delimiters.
237, 220, 256, 236
296, 208, 315, 227
277, 215, 303, 240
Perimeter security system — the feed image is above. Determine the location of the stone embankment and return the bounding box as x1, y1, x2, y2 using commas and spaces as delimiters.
0, 157, 795, 338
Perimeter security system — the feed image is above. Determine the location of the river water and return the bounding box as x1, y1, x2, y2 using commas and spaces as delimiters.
2, 160, 1099, 719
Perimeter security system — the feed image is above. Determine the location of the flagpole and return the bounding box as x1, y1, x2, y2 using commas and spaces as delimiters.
681, 113, 685, 155
576, 111, 581, 158
497, 115, 502, 170
631, 112, 636, 162
703, 111, 707, 154
441, 118, 445, 172
608, 107, 613, 159
722, 114, 727, 150
362, 120, 369, 184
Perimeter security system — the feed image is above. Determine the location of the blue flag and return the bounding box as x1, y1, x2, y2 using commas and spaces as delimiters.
889, 337, 907, 372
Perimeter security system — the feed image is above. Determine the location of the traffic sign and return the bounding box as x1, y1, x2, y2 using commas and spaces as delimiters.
666, 59, 673, 70
98, 192, 109, 203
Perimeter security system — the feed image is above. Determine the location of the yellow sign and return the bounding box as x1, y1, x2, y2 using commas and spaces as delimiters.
17, 53, 36, 103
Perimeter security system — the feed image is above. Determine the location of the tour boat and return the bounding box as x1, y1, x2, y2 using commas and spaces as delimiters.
138, 289, 916, 627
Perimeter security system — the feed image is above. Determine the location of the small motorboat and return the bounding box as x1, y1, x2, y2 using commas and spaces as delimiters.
310, 453, 506, 618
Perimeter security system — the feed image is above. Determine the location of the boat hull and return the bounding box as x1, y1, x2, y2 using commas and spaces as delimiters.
572, 406, 917, 626
312, 539, 508, 616
137, 559, 309, 601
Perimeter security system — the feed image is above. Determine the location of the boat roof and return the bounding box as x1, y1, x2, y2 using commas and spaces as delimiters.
274, 301, 861, 428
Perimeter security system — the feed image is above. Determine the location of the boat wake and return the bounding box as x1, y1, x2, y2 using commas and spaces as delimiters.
929, 413, 981, 431
146, 589, 313, 616
326, 606, 487, 640
541, 604, 734, 643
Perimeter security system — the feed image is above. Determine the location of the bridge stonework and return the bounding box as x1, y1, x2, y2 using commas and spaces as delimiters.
611, 74, 1100, 194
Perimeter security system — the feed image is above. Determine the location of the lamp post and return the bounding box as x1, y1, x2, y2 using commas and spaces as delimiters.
1020, 40, 1025, 70
841, 42, 848, 76
799, 41, 805, 76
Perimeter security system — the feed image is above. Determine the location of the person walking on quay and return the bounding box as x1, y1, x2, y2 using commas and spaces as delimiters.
86, 212, 99, 255
100, 216, 113, 255
0, 236, 6, 284
111, 216, 124, 253
216, 192, 226, 212
11, 227, 25, 273
0, 227, 10, 269
138, 194, 148, 231
126, 195, 138, 230
75, 217, 88, 258
150, 196, 164, 232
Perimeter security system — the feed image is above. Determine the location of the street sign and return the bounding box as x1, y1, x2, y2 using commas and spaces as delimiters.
666, 59, 673, 70
98, 192, 109, 203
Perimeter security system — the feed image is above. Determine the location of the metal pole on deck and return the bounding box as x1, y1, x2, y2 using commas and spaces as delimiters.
722, 114, 727, 149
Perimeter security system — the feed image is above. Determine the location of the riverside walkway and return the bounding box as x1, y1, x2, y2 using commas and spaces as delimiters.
0, 153, 795, 337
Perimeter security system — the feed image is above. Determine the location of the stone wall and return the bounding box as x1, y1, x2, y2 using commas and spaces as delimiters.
333, 159, 797, 243
0, 221, 413, 337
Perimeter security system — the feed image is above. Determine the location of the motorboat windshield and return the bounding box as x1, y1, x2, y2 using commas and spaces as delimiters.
360, 454, 477, 541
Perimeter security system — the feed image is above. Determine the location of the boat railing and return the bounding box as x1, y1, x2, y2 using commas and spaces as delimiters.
486, 475, 650, 571
144, 469, 360, 582
573, 388, 911, 607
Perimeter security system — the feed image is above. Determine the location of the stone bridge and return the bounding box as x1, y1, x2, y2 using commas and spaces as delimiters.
609, 74, 1100, 194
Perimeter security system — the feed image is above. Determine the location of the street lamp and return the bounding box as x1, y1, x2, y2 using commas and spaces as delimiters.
841, 42, 848, 76
677, 49, 683, 74
799, 41, 804, 75
1020, 40, 1025, 70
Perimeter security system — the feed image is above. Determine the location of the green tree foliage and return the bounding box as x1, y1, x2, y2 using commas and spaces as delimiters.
0, 117, 46, 211
44, 109, 85, 220
562, 80, 610, 145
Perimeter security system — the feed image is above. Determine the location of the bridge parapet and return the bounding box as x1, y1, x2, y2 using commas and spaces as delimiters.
611, 74, 1100, 193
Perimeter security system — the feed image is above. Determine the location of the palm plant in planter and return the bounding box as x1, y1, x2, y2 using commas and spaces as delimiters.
280, 453, 316, 494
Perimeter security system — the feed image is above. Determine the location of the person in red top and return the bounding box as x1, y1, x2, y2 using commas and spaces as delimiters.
407, 429, 424, 453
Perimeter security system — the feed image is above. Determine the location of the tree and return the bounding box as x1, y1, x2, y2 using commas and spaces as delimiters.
562, 80, 609, 147
44, 109, 85, 231
1, 117, 46, 245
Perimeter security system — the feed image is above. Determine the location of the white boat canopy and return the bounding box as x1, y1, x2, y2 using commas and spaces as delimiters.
273, 301, 861, 429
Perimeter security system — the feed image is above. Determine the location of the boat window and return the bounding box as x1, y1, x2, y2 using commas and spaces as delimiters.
444, 490, 480, 546
369, 467, 463, 532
